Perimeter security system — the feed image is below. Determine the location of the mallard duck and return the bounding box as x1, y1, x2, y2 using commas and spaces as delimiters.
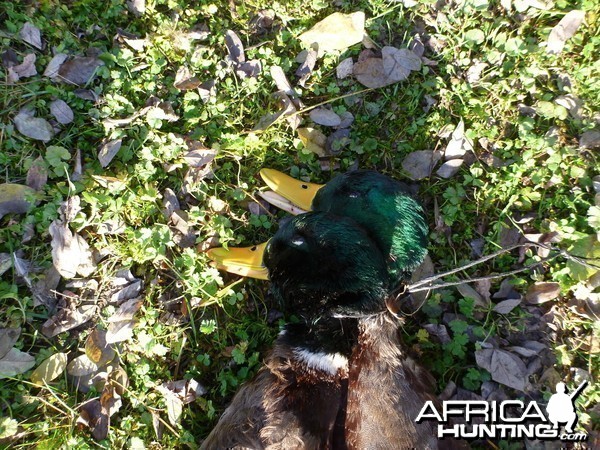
204, 170, 463, 449
259, 168, 428, 287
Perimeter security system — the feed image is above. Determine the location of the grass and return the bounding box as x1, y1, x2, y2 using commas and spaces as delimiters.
0, 0, 598, 448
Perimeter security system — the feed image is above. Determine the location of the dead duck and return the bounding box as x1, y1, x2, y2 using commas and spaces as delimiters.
204, 170, 465, 449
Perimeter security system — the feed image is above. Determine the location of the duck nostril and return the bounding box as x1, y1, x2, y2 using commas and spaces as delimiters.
251, 246, 257, 251
301, 184, 308, 189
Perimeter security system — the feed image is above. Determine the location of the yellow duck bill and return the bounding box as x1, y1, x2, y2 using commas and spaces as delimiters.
260, 168, 323, 212
207, 242, 270, 280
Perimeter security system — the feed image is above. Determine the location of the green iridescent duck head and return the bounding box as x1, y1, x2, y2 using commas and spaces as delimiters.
260, 169, 429, 287
263, 212, 390, 319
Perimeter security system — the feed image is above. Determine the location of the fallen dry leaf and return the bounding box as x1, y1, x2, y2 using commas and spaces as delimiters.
44, 53, 68, 79
547, 10, 586, 54
457, 282, 490, 308
58, 57, 104, 85
50, 99, 74, 125
475, 348, 528, 391
309, 107, 341, 127
579, 130, 600, 149
297, 127, 327, 157
444, 120, 467, 160
26, 156, 48, 191
326, 129, 351, 155
14, 108, 55, 142
402, 150, 442, 180
182, 148, 217, 168
493, 299, 522, 314
0, 183, 36, 219
0, 328, 20, 360
298, 12, 365, 56
174, 66, 201, 90
86, 329, 116, 366
9, 53, 37, 82
20, 22, 42, 50
42, 304, 97, 338
98, 139, 122, 168
296, 48, 317, 87
382, 46, 421, 82
30, 353, 68, 386
336, 57, 354, 79
224, 30, 245, 64
49, 221, 96, 278
67, 354, 99, 377
127, 0, 145, 16
436, 159, 463, 178
525, 282, 561, 304
0, 348, 36, 379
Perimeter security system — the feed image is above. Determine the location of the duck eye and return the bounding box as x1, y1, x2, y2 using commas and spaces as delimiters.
348, 191, 361, 198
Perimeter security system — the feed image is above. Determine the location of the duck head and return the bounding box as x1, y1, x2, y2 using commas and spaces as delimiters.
264, 212, 390, 319
261, 169, 429, 286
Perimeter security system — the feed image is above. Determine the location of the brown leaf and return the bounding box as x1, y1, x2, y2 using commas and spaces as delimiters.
402, 150, 442, 180
224, 30, 245, 64
85, 329, 116, 366
0, 328, 21, 360
0, 183, 36, 219
106, 320, 136, 344
49, 220, 96, 278
182, 149, 217, 168
579, 130, 600, 149
174, 66, 201, 90
336, 57, 354, 79
493, 299, 522, 314
353, 57, 389, 88
296, 48, 317, 87
98, 139, 122, 168
547, 10, 586, 54
19, 22, 43, 50
42, 304, 97, 338
77, 398, 109, 441
436, 159, 463, 178
0, 348, 36, 379
67, 354, 99, 377
50, 99, 74, 125
13, 108, 55, 142
457, 282, 490, 308
127, 0, 145, 16
309, 108, 341, 127
9, 53, 37, 82
58, 57, 104, 86
26, 156, 48, 191
44, 53, 68, 79
382, 46, 421, 81
475, 348, 528, 391
525, 282, 561, 304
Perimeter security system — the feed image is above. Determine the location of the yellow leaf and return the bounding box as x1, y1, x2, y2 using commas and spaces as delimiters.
30, 353, 68, 386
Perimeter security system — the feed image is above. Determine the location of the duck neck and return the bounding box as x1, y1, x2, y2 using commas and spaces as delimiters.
277, 317, 359, 376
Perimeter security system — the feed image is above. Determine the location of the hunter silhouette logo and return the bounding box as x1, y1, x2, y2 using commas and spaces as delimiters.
415, 380, 590, 442
546, 380, 587, 434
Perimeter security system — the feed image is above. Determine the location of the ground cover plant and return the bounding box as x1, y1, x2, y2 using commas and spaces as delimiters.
0, 0, 598, 448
